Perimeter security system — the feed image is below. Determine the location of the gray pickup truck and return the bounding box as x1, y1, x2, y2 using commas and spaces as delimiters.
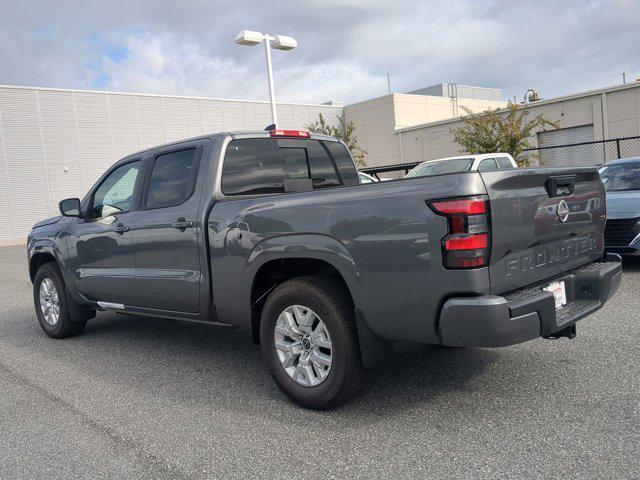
28, 130, 622, 409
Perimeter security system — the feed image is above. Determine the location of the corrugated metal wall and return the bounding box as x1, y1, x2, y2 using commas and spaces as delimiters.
0, 86, 343, 240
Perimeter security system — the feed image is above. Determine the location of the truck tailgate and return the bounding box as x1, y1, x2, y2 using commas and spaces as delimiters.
480, 168, 606, 295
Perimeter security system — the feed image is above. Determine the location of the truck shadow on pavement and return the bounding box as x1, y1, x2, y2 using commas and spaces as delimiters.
67, 312, 499, 417
621, 256, 640, 272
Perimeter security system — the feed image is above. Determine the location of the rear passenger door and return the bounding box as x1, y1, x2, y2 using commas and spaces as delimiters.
129, 140, 207, 314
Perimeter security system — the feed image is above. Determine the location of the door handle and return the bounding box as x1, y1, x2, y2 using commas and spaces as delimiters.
114, 223, 129, 234
171, 218, 194, 230
546, 175, 575, 197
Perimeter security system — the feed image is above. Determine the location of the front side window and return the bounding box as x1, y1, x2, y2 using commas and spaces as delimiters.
92, 160, 141, 218
146, 148, 199, 209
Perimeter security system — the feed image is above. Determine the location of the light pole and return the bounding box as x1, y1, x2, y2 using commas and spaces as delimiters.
234, 30, 298, 128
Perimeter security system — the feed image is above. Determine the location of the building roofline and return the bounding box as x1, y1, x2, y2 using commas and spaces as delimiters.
344, 93, 394, 109
0, 84, 344, 109
395, 81, 640, 134
407, 83, 502, 93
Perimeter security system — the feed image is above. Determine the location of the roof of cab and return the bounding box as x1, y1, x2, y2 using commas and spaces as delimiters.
119, 130, 340, 161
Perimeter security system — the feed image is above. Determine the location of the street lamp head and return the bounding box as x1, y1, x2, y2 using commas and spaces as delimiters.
233, 30, 298, 128
234, 30, 265, 46
271, 35, 297, 51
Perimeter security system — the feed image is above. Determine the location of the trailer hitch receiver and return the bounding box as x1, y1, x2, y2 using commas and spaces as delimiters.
543, 324, 577, 340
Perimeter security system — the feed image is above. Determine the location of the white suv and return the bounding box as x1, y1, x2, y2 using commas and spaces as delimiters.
406, 153, 518, 178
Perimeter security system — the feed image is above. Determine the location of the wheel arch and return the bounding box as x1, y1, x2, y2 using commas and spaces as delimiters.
245, 235, 386, 367
29, 251, 59, 283
245, 234, 362, 319
249, 256, 357, 339
28, 238, 83, 307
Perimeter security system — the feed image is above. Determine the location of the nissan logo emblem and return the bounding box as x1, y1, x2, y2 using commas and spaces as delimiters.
557, 199, 570, 222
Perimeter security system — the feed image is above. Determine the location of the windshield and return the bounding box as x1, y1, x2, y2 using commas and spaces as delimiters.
599, 162, 640, 192
406, 158, 474, 178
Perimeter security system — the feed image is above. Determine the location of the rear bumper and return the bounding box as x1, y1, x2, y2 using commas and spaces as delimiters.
438, 254, 622, 348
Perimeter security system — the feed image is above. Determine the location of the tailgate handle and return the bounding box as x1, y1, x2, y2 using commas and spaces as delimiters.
546, 175, 575, 197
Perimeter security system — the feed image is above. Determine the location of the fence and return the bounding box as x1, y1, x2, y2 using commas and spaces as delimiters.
523, 135, 640, 168
360, 136, 640, 178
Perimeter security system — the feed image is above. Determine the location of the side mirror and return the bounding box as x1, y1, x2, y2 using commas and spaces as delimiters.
59, 198, 82, 217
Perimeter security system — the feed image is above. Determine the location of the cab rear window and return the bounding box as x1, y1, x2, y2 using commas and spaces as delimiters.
221, 138, 351, 196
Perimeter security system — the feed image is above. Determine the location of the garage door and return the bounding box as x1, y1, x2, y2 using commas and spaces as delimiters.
537, 124, 596, 167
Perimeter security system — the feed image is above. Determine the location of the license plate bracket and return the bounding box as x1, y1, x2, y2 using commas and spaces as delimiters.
543, 281, 567, 310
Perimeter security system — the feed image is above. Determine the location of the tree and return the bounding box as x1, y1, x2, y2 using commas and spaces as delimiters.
307, 113, 367, 167
451, 102, 559, 167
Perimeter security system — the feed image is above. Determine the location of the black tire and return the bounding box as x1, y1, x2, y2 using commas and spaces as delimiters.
33, 262, 88, 339
260, 275, 366, 410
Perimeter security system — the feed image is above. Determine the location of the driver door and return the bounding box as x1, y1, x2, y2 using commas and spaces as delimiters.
67, 159, 143, 307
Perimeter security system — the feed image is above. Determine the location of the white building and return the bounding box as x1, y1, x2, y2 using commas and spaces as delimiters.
0, 85, 343, 243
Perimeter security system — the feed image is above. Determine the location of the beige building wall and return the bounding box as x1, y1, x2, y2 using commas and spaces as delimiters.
343, 95, 399, 167
394, 82, 640, 167
345, 93, 507, 167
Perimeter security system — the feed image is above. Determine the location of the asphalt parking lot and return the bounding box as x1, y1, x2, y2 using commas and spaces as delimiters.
1, 245, 639, 479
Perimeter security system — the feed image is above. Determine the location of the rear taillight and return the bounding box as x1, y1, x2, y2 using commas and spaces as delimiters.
429, 196, 490, 269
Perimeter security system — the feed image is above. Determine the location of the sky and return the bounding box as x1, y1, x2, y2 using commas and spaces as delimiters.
0, 0, 638, 105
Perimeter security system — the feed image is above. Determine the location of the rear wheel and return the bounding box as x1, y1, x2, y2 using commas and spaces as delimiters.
260, 276, 366, 410
33, 262, 88, 338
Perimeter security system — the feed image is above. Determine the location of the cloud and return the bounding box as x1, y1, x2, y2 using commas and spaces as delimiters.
0, 0, 638, 104
97, 33, 253, 97
93, 31, 387, 103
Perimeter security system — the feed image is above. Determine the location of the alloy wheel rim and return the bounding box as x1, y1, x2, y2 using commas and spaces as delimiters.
39, 278, 60, 326
274, 305, 333, 387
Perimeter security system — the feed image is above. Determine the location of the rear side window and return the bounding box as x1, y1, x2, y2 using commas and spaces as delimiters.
323, 141, 359, 186
496, 157, 516, 169
221, 138, 344, 196
477, 158, 498, 172
146, 148, 199, 209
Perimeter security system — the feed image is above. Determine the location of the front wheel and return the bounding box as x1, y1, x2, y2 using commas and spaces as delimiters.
260, 276, 367, 410
33, 262, 87, 338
